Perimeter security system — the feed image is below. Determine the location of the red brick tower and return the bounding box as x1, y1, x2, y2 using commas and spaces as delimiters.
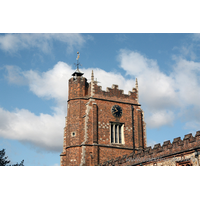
60, 53, 147, 166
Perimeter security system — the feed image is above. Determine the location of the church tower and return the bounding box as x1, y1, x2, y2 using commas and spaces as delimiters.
60, 52, 147, 166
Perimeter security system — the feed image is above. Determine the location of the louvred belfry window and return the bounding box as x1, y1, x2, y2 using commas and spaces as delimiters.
110, 123, 124, 144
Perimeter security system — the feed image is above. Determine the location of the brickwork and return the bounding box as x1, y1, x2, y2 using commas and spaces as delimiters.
99, 147, 133, 164
68, 76, 89, 99
100, 131, 200, 166
60, 69, 146, 166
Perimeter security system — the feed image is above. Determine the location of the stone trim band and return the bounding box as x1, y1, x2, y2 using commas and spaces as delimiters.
65, 143, 134, 150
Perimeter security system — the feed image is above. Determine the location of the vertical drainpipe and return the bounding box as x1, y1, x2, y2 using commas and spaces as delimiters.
132, 105, 135, 154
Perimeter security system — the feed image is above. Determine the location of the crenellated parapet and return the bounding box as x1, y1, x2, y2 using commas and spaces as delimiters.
90, 82, 138, 103
100, 130, 200, 166
86, 70, 139, 104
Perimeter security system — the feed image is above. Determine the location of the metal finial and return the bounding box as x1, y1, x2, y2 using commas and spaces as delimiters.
74, 51, 81, 71
76, 51, 80, 60
72, 51, 84, 77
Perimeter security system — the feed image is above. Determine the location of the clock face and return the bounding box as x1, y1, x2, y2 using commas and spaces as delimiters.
111, 105, 122, 117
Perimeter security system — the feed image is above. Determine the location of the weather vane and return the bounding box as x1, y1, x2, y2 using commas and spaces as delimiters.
74, 51, 81, 71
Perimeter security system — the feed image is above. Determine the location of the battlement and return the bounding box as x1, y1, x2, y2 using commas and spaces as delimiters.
91, 82, 138, 102
100, 130, 200, 166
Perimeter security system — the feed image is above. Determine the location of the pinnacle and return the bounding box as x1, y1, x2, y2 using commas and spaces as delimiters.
91, 70, 94, 81
135, 78, 138, 90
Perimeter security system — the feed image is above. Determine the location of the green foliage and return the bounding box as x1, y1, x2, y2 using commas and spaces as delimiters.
0, 149, 10, 166
0, 149, 24, 166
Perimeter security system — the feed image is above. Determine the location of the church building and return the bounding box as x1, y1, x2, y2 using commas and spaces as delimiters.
60, 52, 146, 166
60, 53, 200, 166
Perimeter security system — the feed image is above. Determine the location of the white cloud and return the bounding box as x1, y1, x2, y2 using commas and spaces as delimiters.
0, 107, 64, 152
171, 57, 200, 106
0, 33, 86, 54
118, 49, 178, 109
23, 62, 72, 109
146, 110, 174, 129
4, 62, 73, 114
118, 49, 200, 129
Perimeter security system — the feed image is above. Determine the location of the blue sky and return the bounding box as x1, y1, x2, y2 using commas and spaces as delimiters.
1, 33, 200, 165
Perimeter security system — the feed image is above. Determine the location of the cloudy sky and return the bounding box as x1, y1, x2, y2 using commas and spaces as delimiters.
1, 33, 200, 165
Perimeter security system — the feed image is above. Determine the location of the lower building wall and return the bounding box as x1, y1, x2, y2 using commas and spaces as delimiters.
141, 152, 199, 166
99, 147, 133, 165
62, 146, 134, 166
